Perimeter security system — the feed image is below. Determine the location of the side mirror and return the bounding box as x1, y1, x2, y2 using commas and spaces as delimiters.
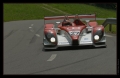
55, 22, 61, 28
85, 20, 90, 27
85, 20, 90, 23
56, 22, 60, 24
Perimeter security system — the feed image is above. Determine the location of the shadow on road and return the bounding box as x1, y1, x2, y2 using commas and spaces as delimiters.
42, 45, 106, 52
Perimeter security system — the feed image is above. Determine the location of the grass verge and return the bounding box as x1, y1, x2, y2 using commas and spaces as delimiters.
4, 3, 116, 22
3, 3, 116, 33
46, 3, 116, 18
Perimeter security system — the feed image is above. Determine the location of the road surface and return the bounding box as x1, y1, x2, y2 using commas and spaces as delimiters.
3, 20, 117, 75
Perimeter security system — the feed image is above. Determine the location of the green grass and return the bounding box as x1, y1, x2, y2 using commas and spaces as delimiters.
3, 3, 63, 22
3, 3, 117, 33
4, 3, 116, 22
46, 3, 116, 18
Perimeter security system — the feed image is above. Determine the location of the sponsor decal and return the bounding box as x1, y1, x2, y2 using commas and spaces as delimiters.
69, 31, 80, 35
84, 38, 88, 40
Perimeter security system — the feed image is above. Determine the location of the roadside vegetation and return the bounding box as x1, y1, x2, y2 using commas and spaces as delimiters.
3, 3, 117, 33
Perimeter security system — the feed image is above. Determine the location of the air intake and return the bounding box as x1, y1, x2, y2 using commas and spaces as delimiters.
72, 40, 79, 45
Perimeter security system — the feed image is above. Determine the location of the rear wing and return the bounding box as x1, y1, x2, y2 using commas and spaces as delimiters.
44, 14, 96, 20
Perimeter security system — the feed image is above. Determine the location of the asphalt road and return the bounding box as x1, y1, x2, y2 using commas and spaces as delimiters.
3, 20, 117, 75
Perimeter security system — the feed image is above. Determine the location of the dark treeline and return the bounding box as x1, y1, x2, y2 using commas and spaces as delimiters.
85, 3, 117, 10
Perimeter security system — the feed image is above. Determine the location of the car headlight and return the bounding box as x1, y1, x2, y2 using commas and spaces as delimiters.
50, 37, 55, 42
94, 35, 99, 40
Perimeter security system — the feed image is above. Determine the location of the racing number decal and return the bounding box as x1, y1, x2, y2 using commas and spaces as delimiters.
70, 32, 79, 35
69, 31, 80, 35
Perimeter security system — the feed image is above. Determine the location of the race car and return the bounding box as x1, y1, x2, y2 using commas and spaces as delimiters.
43, 14, 106, 50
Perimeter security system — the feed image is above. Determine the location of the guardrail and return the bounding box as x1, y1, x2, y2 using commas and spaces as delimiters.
102, 18, 117, 32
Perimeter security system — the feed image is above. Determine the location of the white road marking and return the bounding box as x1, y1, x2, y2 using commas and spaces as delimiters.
47, 54, 57, 61
29, 26, 34, 32
30, 30, 34, 32
105, 34, 113, 37
35, 34, 40, 37
29, 27, 32, 29
31, 24, 34, 26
